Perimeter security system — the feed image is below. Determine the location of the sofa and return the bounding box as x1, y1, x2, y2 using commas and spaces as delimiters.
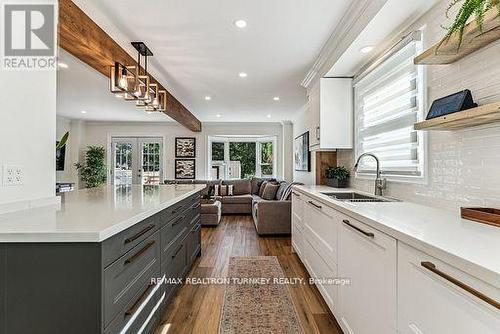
164, 178, 298, 235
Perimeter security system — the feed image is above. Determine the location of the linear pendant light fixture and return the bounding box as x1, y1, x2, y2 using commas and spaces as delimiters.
110, 42, 167, 112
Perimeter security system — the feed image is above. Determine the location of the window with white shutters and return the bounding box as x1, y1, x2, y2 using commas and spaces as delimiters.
354, 31, 425, 179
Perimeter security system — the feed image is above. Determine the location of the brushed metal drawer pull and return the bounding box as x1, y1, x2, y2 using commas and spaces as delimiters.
192, 224, 201, 232
172, 215, 185, 226
124, 240, 155, 265
292, 192, 301, 197
172, 205, 184, 214
124, 283, 155, 317
421, 261, 500, 310
342, 219, 375, 238
172, 244, 183, 258
308, 201, 322, 209
192, 203, 201, 210
124, 224, 155, 244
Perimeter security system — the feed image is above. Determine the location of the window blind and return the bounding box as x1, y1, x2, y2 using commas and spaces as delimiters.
354, 32, 424, 178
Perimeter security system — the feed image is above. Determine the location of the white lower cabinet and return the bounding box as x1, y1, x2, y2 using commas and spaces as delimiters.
338, 215, 397, 334
398, 243, 500, 334
291, 190, 500, 334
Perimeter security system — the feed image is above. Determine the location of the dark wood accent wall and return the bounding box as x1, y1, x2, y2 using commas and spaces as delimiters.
315, 151, 337, 185
58, 0, 202, 132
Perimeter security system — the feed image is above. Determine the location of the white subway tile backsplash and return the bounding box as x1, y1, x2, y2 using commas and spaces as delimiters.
337, 0, 500, 213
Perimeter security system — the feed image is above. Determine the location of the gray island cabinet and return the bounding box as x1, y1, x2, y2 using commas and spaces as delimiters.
0, 186, 202, 334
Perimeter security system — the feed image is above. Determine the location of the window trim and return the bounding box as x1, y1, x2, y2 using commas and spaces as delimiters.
353, 30, 428, 184
207, 135, 278, 180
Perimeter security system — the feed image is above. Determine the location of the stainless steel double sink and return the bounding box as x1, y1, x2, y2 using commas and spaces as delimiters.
320, 192, 398, 203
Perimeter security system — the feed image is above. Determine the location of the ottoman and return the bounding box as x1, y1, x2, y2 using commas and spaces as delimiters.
201, 200, 222, 226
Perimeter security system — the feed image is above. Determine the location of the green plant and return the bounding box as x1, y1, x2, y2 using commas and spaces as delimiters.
56, 131, 69, 150
75, 146, 107, 188
325, 166, 350, 181
442, 0, 500, 48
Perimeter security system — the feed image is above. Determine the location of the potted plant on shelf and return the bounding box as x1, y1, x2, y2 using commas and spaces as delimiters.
325, 166, 350, 188
441, 0, 500, 49
75, 146, 107, 188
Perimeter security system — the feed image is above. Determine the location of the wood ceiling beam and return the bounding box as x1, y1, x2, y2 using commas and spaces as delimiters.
58, 0, 201, 132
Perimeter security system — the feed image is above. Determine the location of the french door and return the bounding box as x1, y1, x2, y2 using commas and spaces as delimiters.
111, 137, 163, 185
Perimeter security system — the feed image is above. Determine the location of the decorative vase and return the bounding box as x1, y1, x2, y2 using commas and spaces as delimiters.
326, 178, 348, 188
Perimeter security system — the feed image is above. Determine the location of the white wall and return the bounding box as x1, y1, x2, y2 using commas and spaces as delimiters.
56, 116, 86, 188
81, 121, 288, 182
336, 0, 500, 212
0, 0, 58, 208
292, 107, 315, 185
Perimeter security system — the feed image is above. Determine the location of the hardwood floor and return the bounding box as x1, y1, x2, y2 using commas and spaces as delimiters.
156, 215, 342, 334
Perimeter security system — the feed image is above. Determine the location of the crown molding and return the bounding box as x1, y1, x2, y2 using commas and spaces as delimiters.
301, 0, 388, 90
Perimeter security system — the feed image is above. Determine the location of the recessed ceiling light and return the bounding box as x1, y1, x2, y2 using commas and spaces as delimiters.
205, 96, 212, 101
238, 72, 248, 78
273, 96, 280, 101
234, 19, 247, 29
360, 46, 374, 54
216, 114, 222, 118
266, 114, 272, 118
58, 62, 68, 69
80, 110, 87, 114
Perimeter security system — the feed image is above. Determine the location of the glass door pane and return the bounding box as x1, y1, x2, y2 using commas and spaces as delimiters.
229, 142, 256, 179
140, 139, 162, 185
112, 139, 138, 185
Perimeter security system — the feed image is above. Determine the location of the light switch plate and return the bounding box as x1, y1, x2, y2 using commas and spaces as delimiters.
3, 165, 23, 186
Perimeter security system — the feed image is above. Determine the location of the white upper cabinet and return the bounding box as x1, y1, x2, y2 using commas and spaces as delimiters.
308, 77, 353, 150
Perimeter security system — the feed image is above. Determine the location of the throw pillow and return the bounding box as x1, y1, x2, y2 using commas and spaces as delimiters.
275, 181, 288, 200
258, 181, 269, 198
214, 185, 220, 196
219, 185, 228, 196
227, 184, 234, 196
262, 183, 280, 200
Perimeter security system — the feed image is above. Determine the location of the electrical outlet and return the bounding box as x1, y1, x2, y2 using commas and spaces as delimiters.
3, 165, 23, 186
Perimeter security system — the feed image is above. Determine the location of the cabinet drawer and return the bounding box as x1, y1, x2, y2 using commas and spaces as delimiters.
104, 282, 163, 334
161, 233, 188, 303
338, 216, 397, 334
398, 243, 500, 334
157, 193, 198, 227
303, 198, 338, 270
104, 232, 160, 327
301, 237, 338, 313
102, 215, 159, 268
186, 222, 201, 266
291, 191, 304, 222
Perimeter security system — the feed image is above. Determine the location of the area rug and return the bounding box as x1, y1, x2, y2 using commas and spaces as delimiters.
219, 256, 304, 334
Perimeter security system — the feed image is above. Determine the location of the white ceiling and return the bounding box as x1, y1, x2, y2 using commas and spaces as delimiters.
326, 0, 440, 77
57, 49, 173, 122
65, 0, 352, 123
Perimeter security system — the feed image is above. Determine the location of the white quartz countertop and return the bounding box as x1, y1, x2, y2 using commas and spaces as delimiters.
294, 185, 500, 284
0, 184, 205, 243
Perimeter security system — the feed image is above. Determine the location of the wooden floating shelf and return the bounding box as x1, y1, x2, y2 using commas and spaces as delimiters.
414, 102, 500, 131
414, 8, 500, 65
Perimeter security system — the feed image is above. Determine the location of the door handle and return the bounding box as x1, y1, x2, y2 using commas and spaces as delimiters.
421, 261, 500, 310
124, 224, 155, 244
342, 219, 374, 238
308, 201, 322, 210
124, 240, 156, 265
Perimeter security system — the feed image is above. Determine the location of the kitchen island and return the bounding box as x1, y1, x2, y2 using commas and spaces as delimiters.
0, 184, 204, 334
